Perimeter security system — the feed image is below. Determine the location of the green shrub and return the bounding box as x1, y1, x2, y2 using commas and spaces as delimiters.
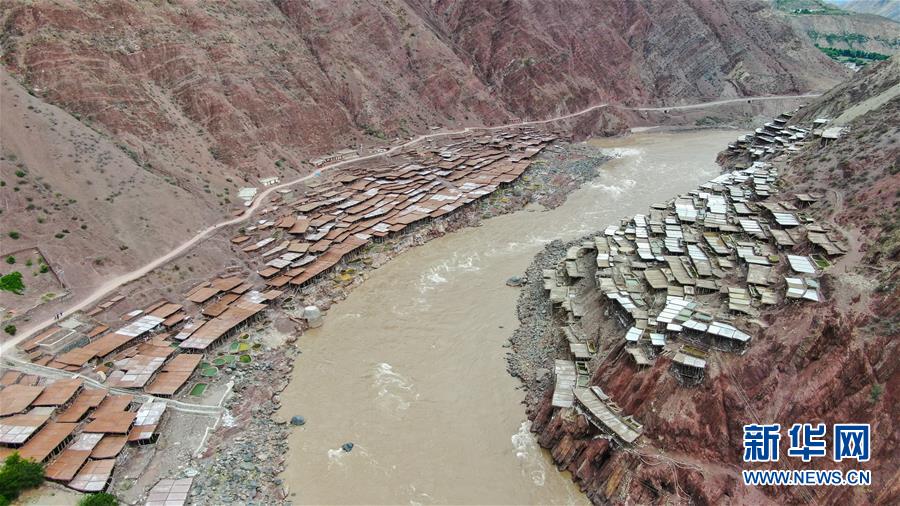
870, 383, 884, 403
3, 325, 15, 336
8, 231, 19, 240
5, 256, 14, 265
0, 272, 25, 295
0, 453, 45, 503
78, 493, 118, 506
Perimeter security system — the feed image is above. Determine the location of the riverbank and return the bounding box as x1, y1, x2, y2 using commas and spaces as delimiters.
184, 141, 611, 503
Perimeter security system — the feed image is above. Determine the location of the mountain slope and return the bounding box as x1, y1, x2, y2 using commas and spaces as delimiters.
773, 0, 900, 63
833, 0, 900, 22
1, 0, 846, 176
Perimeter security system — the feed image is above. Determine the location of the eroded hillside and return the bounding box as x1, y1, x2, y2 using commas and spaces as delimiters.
1, 0, 846, 175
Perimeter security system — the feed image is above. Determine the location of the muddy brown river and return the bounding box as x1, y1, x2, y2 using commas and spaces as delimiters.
279, 130, 740, 505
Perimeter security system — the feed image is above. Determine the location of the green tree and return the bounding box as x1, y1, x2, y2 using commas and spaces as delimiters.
5, 256, 14, 265
0, 453, 45, 504
3, 325, 15, 336
0, 272, 25, 295
78, 493, 118, 506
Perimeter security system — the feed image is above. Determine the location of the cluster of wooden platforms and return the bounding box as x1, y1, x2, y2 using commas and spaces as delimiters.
235, 128, 559, 290
545, 111, 846, 444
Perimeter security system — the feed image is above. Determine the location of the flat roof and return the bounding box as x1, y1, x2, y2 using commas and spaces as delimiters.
145, 354, 201, 396
83, 333, 136, 358
186, 287, 220, 304
56, 348, 98, 367
0, 385, 44, 416
0, 412, 51, 444
211, 276, 245, 292
145, 477, 194, 506
91, 395, 133, 419
33, 378, 82, 407
573, 388, 641, 444
90, 435, 128, 459
180, 303, 266, 350
84, 411, 136, 434
69, 459, 115, 492
18, 422, 77, 462
56, 400, 96, 424
45, 448, 92, 481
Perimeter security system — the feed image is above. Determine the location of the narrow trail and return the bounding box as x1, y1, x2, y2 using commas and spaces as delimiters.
2, 93, 819, 353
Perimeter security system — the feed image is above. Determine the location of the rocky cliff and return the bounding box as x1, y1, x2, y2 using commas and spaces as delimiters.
513, 58, 898, 505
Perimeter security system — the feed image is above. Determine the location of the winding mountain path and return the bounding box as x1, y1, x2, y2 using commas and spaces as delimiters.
2, 93, 819, 353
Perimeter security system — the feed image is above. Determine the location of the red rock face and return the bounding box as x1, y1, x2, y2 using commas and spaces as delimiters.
2, 0, 846, 180
422, 0, 848, 116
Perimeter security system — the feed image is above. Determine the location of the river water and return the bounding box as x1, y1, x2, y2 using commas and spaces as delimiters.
278, 130, 740, 505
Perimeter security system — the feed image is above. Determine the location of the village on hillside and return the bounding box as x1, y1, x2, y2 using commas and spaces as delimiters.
0, 127, 563, 502
543, 111, 847, 446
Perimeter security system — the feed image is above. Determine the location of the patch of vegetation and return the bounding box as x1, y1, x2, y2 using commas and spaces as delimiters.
7, 231, 20, 240
78, 492, 118, 506
0, 453, 44, 504
5, 256, 14, 265
362, 124, 387, 140
3, 324, 16, 336
14, 170, 26, 178
870, 383, 884, 403
0, 272, 25, 295
816, 45, 890, 63
695, 116, 725, 127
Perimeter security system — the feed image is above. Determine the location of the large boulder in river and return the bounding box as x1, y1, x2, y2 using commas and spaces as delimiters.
302, 306, 324, 328
506, 275, 526, 287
